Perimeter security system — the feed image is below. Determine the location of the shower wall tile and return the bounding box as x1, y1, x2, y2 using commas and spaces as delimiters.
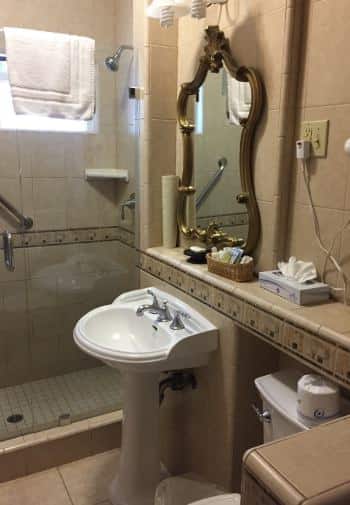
32, 179, 68, 230
0, 178, 22, 231
2, 280, 27, 312
30, 334, 61, 379
19, 133, 67, 179
0, 132, 20, 178
66, 181, 102, 229
0, 249, 27, 282
27, 244, 80, 279
0, 0, 138, 389
30, 307, 61, 340
115, 0, 134, 46
27, 278, 58, 311
0, 0, 135, 234
86, 132, 118, 170
0, 238, 136, 387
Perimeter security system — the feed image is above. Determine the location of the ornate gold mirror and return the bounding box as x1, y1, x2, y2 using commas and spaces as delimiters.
177, 26, 264, 253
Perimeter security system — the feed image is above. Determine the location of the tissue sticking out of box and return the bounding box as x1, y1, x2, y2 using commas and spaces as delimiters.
277, 256, 317, 284
259, 257, 330, 305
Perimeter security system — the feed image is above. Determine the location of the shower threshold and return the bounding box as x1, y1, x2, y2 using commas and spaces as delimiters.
0, 366, 122, 441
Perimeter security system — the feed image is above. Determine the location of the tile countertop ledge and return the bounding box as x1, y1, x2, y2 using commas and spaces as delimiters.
145, 247, 350, 351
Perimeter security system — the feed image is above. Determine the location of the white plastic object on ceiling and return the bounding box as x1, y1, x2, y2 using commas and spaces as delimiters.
191, 0, 206, 19
147, 0, 228, 27
147, 0, 191, 27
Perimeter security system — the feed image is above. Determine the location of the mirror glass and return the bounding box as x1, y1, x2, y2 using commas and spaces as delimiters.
192, 67, 251, 242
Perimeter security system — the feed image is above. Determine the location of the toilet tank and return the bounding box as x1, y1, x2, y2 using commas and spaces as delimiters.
255, 369, 329, 443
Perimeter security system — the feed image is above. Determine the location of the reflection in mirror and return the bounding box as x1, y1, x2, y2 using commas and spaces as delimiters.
193, 68, 251, 243
177, 26, 263, 252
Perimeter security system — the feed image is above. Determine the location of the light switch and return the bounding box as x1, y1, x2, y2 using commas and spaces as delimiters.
301, 120, 329, 157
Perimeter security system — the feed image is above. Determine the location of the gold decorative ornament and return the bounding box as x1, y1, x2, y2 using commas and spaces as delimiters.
177, 25, 264, 253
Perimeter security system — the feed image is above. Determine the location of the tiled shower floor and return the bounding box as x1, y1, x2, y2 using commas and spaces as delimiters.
0, 366, 122, 441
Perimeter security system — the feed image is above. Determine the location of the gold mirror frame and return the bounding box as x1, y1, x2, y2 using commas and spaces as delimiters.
177, 25, 264, 253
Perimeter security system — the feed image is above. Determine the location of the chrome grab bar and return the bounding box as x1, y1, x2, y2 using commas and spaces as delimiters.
3, 231, 15, 272
196, 157, 227, 210
0, 192, 33, 230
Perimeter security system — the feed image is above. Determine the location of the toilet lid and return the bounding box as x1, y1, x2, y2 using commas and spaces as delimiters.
190, 494, 241, 505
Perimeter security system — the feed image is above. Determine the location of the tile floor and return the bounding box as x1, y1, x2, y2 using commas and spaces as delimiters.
0, 367, 122, 441
0, 448, 119, 505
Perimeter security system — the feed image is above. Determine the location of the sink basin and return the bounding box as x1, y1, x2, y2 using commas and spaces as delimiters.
73, 288, 218, 505
74, 288, 218, 372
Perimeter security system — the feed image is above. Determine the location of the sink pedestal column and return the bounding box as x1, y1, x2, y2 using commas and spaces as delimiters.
110, 372, 161, 505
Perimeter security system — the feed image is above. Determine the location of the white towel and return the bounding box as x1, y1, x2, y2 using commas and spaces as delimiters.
226, 72, 251, 126
4, 27, 95, 120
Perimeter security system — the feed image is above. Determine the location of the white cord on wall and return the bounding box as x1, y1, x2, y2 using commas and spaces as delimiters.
297, 141, 350, 304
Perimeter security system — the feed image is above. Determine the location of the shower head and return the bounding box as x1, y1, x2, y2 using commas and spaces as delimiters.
105, 45, 133, 72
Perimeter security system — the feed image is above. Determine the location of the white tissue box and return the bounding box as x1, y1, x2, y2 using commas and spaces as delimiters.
259, 270, 330, 306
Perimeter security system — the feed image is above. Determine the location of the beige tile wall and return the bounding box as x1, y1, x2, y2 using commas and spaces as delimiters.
0, 0, 136, 235
140, 0, 350, 285
135, 0, 350, 492
0, 0, 138, 386
135, 0, 178, 250
286, 0, 350, 297
138, 1, 301, 264
140, 270, 279, 491
0, 240, 137, 387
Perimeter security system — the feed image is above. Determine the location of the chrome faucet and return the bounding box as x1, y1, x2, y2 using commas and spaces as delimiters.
121, 192, 136, 220
155, 301, 172, 323
136, 289, 172, 322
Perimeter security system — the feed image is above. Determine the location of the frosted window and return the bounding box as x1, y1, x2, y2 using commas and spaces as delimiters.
0, 61, 97, 133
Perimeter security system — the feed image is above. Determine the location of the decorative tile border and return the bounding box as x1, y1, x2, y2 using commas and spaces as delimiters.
2, 226, 135, 249
138, 251, 350, 391
197, 212, 248, 229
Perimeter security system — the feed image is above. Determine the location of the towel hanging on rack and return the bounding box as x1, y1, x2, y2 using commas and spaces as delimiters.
2, 27, 96, 121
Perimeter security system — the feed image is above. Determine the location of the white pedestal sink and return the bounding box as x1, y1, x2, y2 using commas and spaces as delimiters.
74, 288, 218, 505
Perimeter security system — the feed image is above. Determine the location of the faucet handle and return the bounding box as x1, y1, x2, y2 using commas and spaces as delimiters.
170, 310, 188, 330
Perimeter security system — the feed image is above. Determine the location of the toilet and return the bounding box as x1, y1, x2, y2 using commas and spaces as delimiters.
156, 369, 347, 505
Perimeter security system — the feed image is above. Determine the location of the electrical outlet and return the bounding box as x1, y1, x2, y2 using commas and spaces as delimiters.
301, 120, 329, 157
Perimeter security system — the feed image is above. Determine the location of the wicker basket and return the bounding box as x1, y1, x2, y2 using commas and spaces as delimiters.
207, 253, 254, 282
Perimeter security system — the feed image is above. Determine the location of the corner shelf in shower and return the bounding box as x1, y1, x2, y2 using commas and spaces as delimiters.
85, 168, 129, 182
